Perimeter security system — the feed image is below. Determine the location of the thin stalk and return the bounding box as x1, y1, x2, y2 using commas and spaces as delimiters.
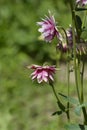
69, 0, 80, 103
50, 83, 59, 101
50, 83, 70, 121
69, 0, 87, 124
81, 61, 85, 103
61, 27, 70, 122
76, 59, 87, 124
72, 13, 81, 102
77, 58, 81, 98
69, 0, 80, 40
82, 11, 87, 28
67, 61, 70, 122
80, 61, 87, 124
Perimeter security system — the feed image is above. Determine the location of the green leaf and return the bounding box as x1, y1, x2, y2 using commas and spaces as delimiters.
74, 106, 81, 116
65, 123, 87, 130
75, 15, 82, 35
52, 111, 62, 116
57, 99, 66, 112
58, 93, 79, 105
82, 102, 87, 107
75, 7, 87, 11
74, 102, 87, 116
82, 27, 87, 31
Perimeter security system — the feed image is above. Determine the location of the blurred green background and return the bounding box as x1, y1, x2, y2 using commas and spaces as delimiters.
0, 0, 87, 130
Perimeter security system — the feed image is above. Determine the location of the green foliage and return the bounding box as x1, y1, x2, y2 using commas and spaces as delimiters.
1, 0, 87, 130
58, 93, 79, 105
65, 123, 87, 130
0, 1, 71, 129
0, 0, 71, 63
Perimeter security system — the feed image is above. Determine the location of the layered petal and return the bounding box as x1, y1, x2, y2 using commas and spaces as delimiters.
37, 12, 62, 42
76, 0, 87, 6
28, 65, 56, 83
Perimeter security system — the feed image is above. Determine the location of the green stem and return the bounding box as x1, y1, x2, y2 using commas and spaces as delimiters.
76, 58, 87, 124
60, 27, 70, 122
50, 83, 59, 101
82, 11, 87, 28
72, 11, 81, 103
69, 0, 87, 124
77, 58, 81, 100
80, 61, 87, 124
67, 62, 70, 122
50, 83, 69, 121
69, 0, 81, 102
69, 0, 80, 40
81, 61, 85, 103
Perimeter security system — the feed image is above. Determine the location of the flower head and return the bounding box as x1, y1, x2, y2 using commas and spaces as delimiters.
66, 25, 78, 48
66, 26, 73, 47
28, 64, 56, 83
76, 0, 87, 6
76, 42, 87, 55
57, 43, 68, 53
37, 12, 62, 42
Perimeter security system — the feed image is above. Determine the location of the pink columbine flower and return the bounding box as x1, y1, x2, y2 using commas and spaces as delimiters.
76, 0, 87, 6
37, 12, 62, 42
66, 26, 78, 48
57, 43, 68, 53
28, 65, 56, 83
66, 26, 73, 48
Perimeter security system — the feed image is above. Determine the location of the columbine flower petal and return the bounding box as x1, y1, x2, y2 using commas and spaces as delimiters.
49, 74, 54, 81
43, 76, 48, 82
37, 12, 62, 42
38, 28, 44, 33
76, 0, 87, 6
28, 64, 56, 83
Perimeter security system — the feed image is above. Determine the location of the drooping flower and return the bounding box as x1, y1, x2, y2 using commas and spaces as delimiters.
28, 64, 56, 83
66, 25, 78, 48
66, 26, 87, 56
56, 26, 78, 53
37, 12, 62, 42
56, 42, 68, 53
66, 26, 73, 47
76, 0, 87, 6
76, 42, 87, 55
66, 25, 77, 48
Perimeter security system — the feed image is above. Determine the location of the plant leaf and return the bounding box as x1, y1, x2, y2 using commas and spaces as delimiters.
75, 15, 82, 36
74, 106, 81, 116
58, 93, 79, 105
75, 7, 87, 11
57, 99, 66, 112
65, 123, 87, 130
74, 102, 87, 116
82, 102, 87, 107
52, 110, 62, 116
